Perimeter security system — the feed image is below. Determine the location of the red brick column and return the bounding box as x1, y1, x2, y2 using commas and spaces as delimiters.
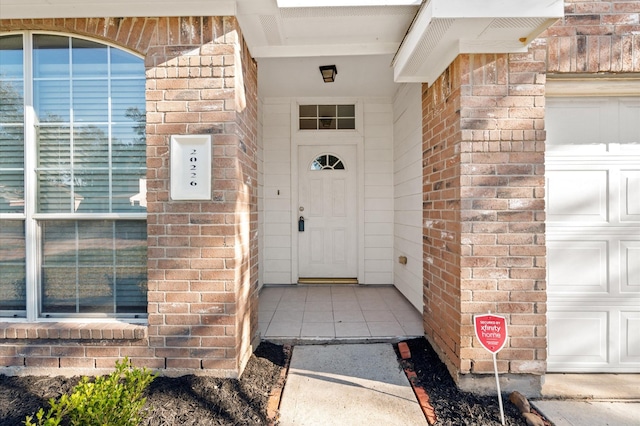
423, 46, 547, 394
145, 17, 259, 375
422, 63, 464, 378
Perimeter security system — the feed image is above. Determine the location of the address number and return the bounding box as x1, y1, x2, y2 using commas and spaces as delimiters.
170, 135, 212, 200
190, 150, 198, 186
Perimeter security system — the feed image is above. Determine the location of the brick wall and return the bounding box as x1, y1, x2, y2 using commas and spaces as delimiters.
423, 48, 547, 391
145, 16, 258, 375
228, 29, 260, 373
0, 17, 259, 376
546, 0, 640, 73
422, 63, 463, 376
422, 0, 640, 392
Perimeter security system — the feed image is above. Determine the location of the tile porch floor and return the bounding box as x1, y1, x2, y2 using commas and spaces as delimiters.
258, 285, 424, 342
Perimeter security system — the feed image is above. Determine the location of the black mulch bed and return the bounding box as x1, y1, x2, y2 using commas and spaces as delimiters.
0, 338, 547, 426
0, 341, 286, 426
396, 337, 546, 426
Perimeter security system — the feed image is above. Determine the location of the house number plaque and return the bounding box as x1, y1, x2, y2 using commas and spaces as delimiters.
170, 135, 212, 200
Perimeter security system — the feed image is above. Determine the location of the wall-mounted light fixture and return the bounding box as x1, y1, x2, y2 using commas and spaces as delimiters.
319, 65, 337, 83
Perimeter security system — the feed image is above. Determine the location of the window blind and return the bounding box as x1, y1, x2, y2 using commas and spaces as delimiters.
0, 32, 147, 319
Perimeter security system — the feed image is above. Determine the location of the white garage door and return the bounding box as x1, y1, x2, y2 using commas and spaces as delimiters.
546, 96, 640, 372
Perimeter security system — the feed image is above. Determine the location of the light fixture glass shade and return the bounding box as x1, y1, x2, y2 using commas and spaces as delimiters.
319, 65, 337, 83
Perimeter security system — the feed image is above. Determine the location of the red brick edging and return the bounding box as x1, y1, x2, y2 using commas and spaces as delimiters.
398, 341, 438, 425
266, 345, 292, 426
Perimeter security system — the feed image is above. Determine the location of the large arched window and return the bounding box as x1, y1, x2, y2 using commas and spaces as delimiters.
0, 33, 147, 319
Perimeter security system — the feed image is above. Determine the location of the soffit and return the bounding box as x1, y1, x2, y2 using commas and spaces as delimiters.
0, 0, 419, 58
0, 0, 417, 97
393, 0, 564, 85
234, 1, 419, 97
235, 2, 419, 58
0, 0, 563, 96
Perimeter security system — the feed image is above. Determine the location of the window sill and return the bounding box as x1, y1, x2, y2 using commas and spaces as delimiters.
0, 322, 147, 340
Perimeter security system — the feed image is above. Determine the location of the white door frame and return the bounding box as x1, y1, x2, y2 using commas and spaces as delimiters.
289, 99, 365, 284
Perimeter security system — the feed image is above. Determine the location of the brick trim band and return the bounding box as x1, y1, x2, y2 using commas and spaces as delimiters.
0, 322, 147, 340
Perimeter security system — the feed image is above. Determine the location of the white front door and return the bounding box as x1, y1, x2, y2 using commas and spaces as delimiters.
298, 145, 357, 279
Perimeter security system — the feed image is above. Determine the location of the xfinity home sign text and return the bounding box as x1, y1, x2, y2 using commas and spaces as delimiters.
474, 314, 507, 354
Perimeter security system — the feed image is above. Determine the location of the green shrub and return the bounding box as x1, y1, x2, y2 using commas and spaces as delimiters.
25, 358, 156, 426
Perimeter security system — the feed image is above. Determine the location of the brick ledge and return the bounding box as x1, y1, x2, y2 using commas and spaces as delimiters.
0, 322, 147, 340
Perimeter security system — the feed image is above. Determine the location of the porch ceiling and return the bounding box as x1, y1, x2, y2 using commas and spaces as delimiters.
0, 0, 563, 96
392, 0, 564, 84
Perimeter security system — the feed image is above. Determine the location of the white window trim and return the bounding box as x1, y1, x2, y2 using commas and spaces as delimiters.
292, 98, 364, 138
546, 77, 640, 98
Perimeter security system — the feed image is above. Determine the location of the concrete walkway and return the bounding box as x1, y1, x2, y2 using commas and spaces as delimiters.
532, 400, 640, 426
278, 343, 427, 425
276, 343, 640, 426
533, 373, 640, 426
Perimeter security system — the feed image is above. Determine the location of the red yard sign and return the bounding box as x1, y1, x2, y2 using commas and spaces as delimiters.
474, 314, 507, 354
475, 313, 508, 425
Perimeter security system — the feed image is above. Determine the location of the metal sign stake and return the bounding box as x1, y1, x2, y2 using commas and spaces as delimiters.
474, 311, 508, 426
492, 352, 505, 425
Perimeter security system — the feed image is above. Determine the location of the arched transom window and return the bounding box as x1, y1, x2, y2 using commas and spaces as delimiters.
311, 154, 345, 171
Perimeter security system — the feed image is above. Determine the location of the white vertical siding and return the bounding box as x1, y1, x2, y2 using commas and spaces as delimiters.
262, 100, 293, 284
257, 98, 265, 289
363, 100, 395, 284
260, 97, 396, 285
392, 84, 423, 311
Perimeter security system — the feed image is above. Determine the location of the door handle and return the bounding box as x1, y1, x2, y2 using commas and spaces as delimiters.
298, 216, 305, 232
